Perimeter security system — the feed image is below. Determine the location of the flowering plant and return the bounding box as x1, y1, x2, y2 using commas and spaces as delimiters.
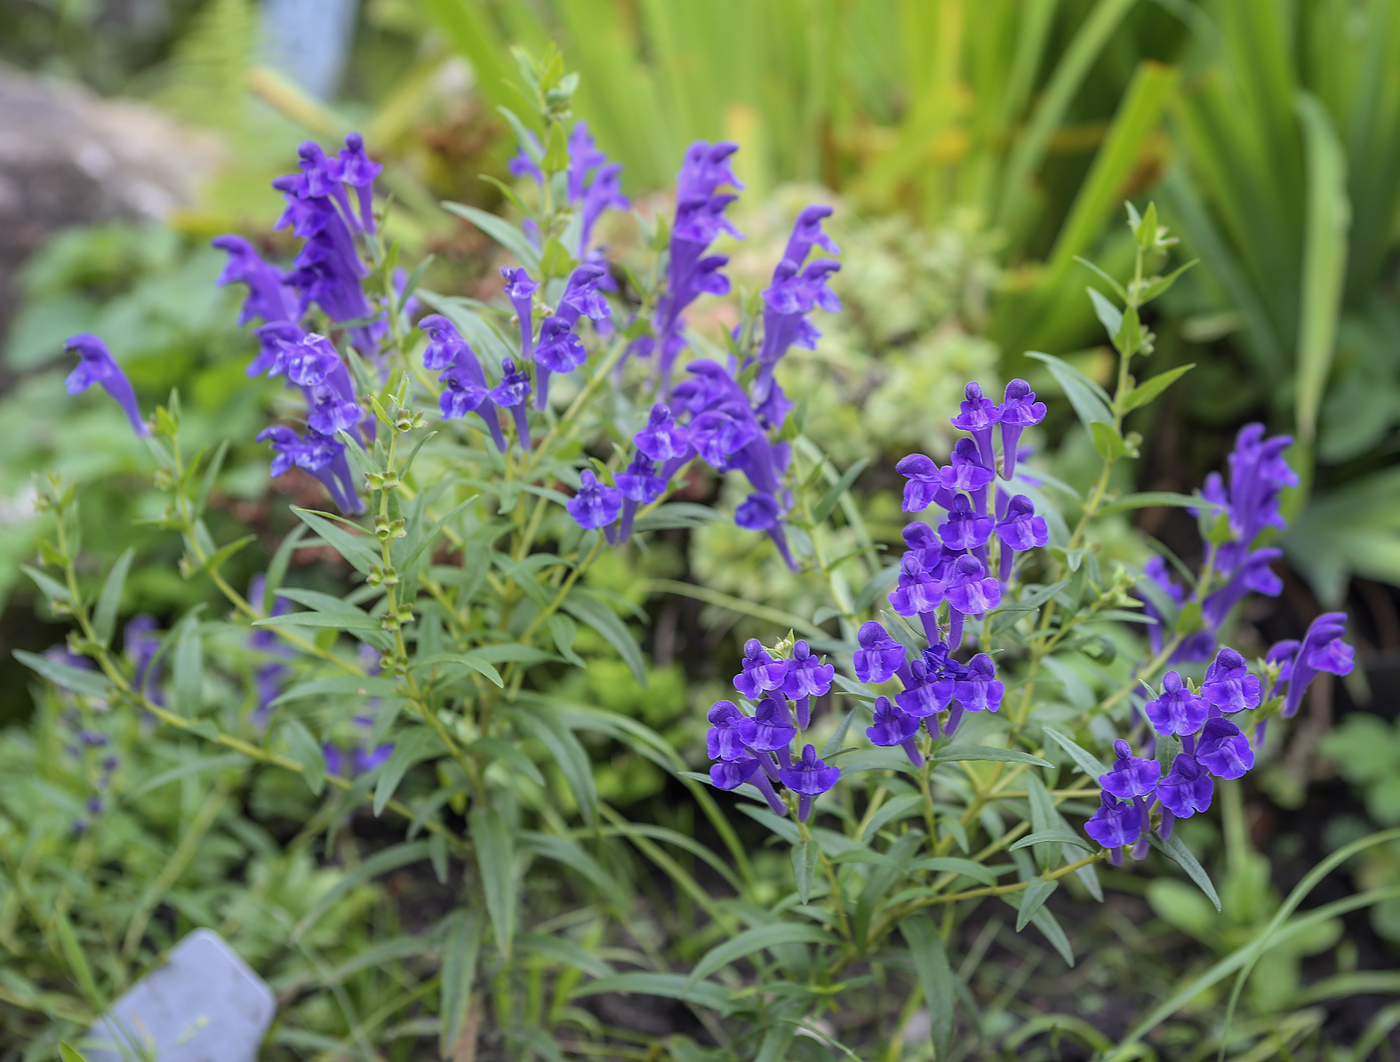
13, 52, 1361, 1059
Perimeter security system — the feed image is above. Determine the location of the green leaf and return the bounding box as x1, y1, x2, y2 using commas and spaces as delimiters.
1090, 421, 1126, 461
13, 649, 110, 699
125, 751, 246, 801
281, 719, 325, 796
91, 547, 134, 646
1098, 490, 1221, 517
1041, 728, 1109, 779
1136, 259, 1198, 303
508, 706, 598, 825
292, 840, 433, 940
1114, 303, 1144, 357
442, 201, 542, 273
561, 588, 646, 686
470, 804, 516, 958
256, 610, 382, 631
1122, 363, 1196, 412
811, 458, 870, 525
468, 737, 545, 788
1294, 92, 1350, 442
900, 915, 953, 1061
791, 840, 818, 904
933, 745, 1052, 768
1010, 830, 1093, 854
58, 1044, 90, 1062
20, 563, 73, 606
686, 923, 834, 987
907, 858, 1004, 887
1087, 287, 1123, 339
373, 728, 444, 816
291, 508, 378, 574
172, 614, 202, 717
571, 973, 735, 1016
53, 908, 102, 1007
196, 533, 256, 579
1026, 351, 1113, 427
1149, 831, 1221, 911
271, 675, 398, 706
440, 909, 483, 1058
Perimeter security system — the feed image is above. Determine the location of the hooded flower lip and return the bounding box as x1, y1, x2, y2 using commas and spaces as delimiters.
1145, 671, 1209, 736
953, 654, 1003, 713
782, 640, 834, 700
941, 439, 995, 495
734, 639, 787, 699
1157, 754, 1213, 818
867, 696, 922, 765
1085, 793, 1144, 849
854, 621, 906, 685
735, 492, 781, 531
995, 495, 1049, 552
64, 334, 148, 437
748, 697, 797, 752
1195, 717, 1254, 779
1282, 611, 1354, 716
950, 381, 1001, 469
896, 453, 950, 513
998, 380, 1046, 479
888, 553, 944, 616
709, 750, 761, 790
535, 317, 588, 372
945, 555, 1001, 617
1099, 740, 1162, 800
635, 404, 690, 462
616, 453, 667, 504
706, 700, 757, 761
1199, 648, 1262, 713
212, 234, 296, 325
895, 657, 955, 718
939, 494, 994, 550
566, 470, 622, 531
779, 743, 840, 797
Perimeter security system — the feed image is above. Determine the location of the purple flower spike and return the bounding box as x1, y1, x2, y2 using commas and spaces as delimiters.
867, 696, 923, 767
1157, 754, 1213, 819
1100, 739, 1162, 799
1195, 717, 1254, 779
783, 641, 834, 728
339, 133, 382, 231
212, 234, 296, 325
748, 697, 798, 760
1145, 672, 1209, 736
782, 205, 840, 266
1282, 611, 1353, 717
939, 494, 994, 551
854, 622, 906, 685
998, 380, 1046, 480
64, 334, 148, 437
1085, 793, 1144, 851
778, 744, 840, 822
896, 454, 951, 513
734, 639, 788, 699
635, 404, 690, 462
1200, 648, 1262, 714
953, 654, 1003, 713
706, 700, 758, 761
566, 470, 623, 531
950, 382, 1002, 471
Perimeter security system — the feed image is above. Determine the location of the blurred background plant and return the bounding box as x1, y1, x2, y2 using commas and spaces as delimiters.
3, 0, 1400, 1057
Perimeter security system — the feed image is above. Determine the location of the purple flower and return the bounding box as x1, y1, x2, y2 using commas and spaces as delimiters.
308, 389, 361, 437
211, 234, 296, 325
490, 358, 531, 408
256, 425, 362, 512
953, 654, 1003, 713
355, 744, 393, 772
709, 751, 786, 815
888, 553, 945, 617
1085, 793, 1144, 850
706, 700, 757, 760
941, 439, 996, 497
509, 130, 544, 184
945, 555, 1001, 617
419, 314, 473, 371
535, 317, 587, 372
501, 267, 538, 361
748, 697, 797, 754
1202, 547, 1283, 629
995, 495, 1049, 552
1157, 754, 1213, 818
635, 404, 690, 462
867, 696, 923, 767
1144, 671, 1209, 736
616, 453, 667, 504
64, 334, 148, 437
556, 264, 611, 327
854, 622, 905, 685
438, 367, 487, 416
285, 333, 342, 388
895, 656, 955, 720
896, 453, 948, 512
1282, 611, 1353, 717
690, 409, 756, 467
939, 494, 994, 551
1224, 423, 1298, 544
783, 640, 833, 727
778, 744, 840, 822
950, 382, 1001, 471
781, 205, 840, 265
998, 380, 1046, 480
1199, 648, 1262, 713
735, 492, 781, 531
566, 470, 622, 531
1195, 717, 1254, 779
250, 322, 302, 377
338, 133, 381, 232
734, 639, 787, 699
1099, 740, 1162, 800
125, 615, 163, 700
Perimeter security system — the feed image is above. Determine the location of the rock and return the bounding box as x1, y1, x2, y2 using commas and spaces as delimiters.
0, 64, 219, 346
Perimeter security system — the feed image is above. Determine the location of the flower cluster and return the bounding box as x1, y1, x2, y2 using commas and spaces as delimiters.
707, 638, 838, 821
1087, 426, 1354, 862
559, 146, 841, 563
895, 380, 1049, 648
510, 120, 629, 259
1140, 423, 1298, 662
206, 134, 389, 514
